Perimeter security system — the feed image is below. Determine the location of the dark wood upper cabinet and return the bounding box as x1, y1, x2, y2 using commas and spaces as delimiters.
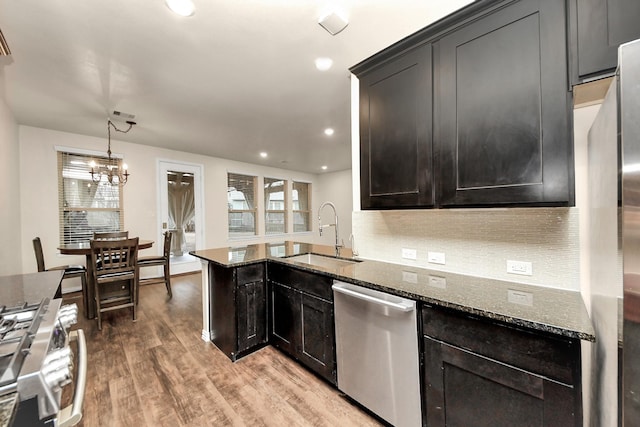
352, 0, 575, 210
570, 0, 640, 83
435, 0, 573, 207
357, 43, 433, 209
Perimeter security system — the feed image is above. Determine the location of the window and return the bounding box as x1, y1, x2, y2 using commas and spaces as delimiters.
228, 173, 257, 237
264, 177, 287, 234
292, 181, 311, 232
57, 151, 124, 245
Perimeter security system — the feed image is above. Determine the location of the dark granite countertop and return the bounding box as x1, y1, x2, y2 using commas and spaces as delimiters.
0, 271, 64, 307
0, 393, 17, 427
191, 241, 595, 342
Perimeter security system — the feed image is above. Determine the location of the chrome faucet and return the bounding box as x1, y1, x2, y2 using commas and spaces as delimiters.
318, 201, 342, 256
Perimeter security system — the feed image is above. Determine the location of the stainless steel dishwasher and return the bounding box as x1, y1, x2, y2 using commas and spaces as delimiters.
332, 281, 421, 427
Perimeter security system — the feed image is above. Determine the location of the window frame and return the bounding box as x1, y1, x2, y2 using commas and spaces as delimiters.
292, 181, 312, 233
264, 177, 288, 235
227, 172, 258, 238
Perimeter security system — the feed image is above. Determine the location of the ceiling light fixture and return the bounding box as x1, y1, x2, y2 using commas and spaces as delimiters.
165, 0, 195, 17
318, 12, 349, 36
324, 128, 334, 136
321, 166, 328, 170
315, 57, 333, 71
260, 152, 268, 158
89, 119, 136, 186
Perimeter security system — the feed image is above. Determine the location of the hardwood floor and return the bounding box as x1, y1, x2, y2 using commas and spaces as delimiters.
62, 273, 383, 427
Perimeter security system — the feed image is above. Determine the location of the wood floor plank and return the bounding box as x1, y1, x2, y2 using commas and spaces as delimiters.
63, 274, 383, 427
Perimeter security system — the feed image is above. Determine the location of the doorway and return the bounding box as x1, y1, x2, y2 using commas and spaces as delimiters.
158, 160, 204, 275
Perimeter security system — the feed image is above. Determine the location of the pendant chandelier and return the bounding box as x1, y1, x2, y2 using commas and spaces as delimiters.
90, 119, 136, 186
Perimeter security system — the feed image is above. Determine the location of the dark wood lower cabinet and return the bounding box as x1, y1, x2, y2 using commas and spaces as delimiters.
422, 304, 582, 427
424, 337, 576, 427
298, 293, 335, 382
268, 264, 336, 385
210, 262, 267, 361
270, 281, 298, 355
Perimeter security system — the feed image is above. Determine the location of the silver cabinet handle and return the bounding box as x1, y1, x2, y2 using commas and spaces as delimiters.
332, 283, 415, 312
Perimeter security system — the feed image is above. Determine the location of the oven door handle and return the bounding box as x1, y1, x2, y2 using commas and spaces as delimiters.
57, 329, 87, 427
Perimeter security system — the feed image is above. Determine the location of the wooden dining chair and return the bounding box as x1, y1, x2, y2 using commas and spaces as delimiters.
93, 231, 129, 240
90, 237, 139, 330
138, 231, 172, 298
32, 237, 86, 300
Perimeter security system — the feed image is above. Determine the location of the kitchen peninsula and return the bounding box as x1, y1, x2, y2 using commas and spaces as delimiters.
192, 241, 594, 426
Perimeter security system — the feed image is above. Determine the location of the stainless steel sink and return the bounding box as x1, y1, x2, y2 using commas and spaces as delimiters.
286, 253, 359, 269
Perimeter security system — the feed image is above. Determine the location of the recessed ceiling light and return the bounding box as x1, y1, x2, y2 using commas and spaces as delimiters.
315, 57, 333, 71
324, 128, 334, 136
165, 0, 195, 17
321, 166, 328, 170
260, 152, 268, 158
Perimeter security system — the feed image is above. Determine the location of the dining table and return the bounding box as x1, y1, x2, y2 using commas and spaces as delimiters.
58, 239, 154, 319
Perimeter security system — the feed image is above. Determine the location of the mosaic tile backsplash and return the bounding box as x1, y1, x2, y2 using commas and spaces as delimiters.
352, 207, 580, 291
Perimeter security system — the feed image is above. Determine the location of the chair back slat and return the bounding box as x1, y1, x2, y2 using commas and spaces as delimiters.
91, 237, 139, 278
93, 231, 129, 241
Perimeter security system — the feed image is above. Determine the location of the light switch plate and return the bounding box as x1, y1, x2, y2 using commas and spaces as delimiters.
402, 248, 417, 260
428, 251, 446, 265
507, 260, 533, 276
402, 271, 418, 284
507, 289, 533, 306
428, 275, 447, 289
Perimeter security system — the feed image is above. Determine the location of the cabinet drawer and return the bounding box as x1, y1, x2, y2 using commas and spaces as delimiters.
237, 262, 265, 283
268, 263, 333, 300
421, 305, 579, 385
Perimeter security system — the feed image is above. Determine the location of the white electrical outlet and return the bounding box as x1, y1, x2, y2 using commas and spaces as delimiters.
507, 289, 534, 306
428, 275, 447, 289
402, 271, 418, 284
428, 251, 446, 265
507, 260, 533, 276
402, 248, 417, 260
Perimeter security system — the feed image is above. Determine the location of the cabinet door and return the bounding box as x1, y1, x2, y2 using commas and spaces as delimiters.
572, 0, 640, 81
435, 0, 572, 207
424, 337, 577, 427
359, 43, 433, 209
236, 278, 267, 353
269, 282, 299, 355
298, 293, 336, 384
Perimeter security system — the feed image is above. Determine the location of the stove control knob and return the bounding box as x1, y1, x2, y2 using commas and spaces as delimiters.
57, 304, 78, 328
43, 367, 72, 389
42, 348, 73, 388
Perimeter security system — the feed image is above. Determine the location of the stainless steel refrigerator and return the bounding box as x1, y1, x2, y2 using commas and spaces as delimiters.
588, 38, 640, 426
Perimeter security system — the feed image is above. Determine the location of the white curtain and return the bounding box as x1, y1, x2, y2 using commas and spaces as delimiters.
168, 173, 195, 255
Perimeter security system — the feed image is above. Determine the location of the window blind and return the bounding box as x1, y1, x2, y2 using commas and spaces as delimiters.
57, 151, 124, 245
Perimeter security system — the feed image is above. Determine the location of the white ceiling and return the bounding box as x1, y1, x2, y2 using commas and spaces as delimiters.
0, 0, 472, 173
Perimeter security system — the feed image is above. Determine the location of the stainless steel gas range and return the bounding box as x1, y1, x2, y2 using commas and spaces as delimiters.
0, 272, 86, 427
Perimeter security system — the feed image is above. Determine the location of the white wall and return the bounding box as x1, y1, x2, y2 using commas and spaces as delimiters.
0, 66, 22, 275
316, 169, 353, 250
16, 125, 343, 281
